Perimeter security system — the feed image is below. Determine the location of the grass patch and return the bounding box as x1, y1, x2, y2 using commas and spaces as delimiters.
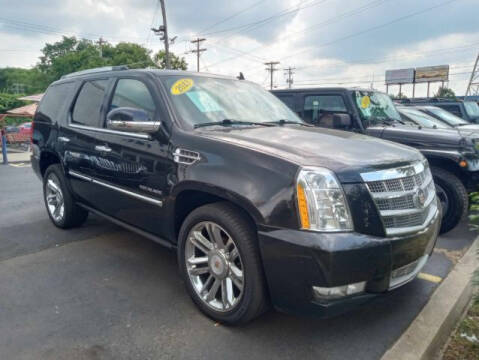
443, 299, 479, 360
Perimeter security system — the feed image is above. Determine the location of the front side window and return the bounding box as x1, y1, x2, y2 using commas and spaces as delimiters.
303, 95, 347, 124
110, 79, 156, 120
426, 107, 467, 126
399, 108, 449, 128
72, 79, 109, 127
437, 104, 462, 118
353, 90, 401, 126
464, 101, 479, 118
159, 75, 301, 127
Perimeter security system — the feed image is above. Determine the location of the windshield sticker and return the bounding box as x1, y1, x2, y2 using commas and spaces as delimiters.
361, 96, 371, 109
171, 78, 194, 95
186, 91, 223, 112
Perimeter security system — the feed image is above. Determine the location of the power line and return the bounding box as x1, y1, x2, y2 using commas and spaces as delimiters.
209, 0, 390, 68
276, 0, 460, 63
197, 0, 268, 35
191, 38, 207, 72
264, 61, 280, 89
284, 67, 295, 88
466, 52, 479, 96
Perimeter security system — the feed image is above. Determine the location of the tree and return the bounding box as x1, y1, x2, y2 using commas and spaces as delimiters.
154, 50, 187, 70
36, 36, 188, 84
391, 92, 408, 100
435, 86, 456, 99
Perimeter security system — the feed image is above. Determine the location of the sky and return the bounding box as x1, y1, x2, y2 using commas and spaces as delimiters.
0, 0, 478, 96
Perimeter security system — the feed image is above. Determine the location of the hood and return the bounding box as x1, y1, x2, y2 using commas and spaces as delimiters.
198, 125, 423, 182
456, 124, 479, 136
369, 123, 478, 148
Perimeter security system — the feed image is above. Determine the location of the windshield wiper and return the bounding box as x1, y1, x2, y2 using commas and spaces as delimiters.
266, 119, 313, 127
194, 119, 274, 129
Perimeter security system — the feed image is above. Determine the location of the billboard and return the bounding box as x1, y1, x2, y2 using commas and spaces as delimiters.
385, 68, 415, 85
415, 65, 449, 83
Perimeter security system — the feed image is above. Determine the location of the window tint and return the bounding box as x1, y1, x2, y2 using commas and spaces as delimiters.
72, 79, 109, 127
110, 79, 156, 120
37, 82, 75, 123
437, 104, 462, 118
303, 95, 347, 124
277, 95, 294, 110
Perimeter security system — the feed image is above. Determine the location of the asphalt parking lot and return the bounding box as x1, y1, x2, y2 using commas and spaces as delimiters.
0, 164, 476, 360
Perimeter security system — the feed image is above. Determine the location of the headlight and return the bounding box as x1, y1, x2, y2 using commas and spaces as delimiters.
296, 167, 353, 232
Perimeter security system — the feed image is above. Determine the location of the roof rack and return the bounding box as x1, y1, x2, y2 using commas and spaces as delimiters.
61, 65, 129, 79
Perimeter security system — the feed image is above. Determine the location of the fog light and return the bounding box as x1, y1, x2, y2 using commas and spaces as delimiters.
312, 281, 366, 301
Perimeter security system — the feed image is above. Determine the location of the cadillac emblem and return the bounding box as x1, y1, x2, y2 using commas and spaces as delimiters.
414, 188, 426, 208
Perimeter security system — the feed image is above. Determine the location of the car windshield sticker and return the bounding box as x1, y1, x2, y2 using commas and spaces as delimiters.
186, 91, 223, 112
171, 78, 194, 95
361, 96, 371, 109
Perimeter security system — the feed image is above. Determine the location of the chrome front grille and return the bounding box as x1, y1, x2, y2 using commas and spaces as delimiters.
361, 161, 438, 236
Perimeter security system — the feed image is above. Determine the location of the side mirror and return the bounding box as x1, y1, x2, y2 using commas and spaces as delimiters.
106, 107, 160, 134
332, 113, 352, 128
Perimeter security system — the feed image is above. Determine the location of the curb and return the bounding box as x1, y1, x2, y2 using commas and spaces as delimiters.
381, 236, 478, 360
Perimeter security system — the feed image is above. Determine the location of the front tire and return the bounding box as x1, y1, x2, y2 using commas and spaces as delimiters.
43, 164, 88, 228
178, 202, 268, 325
431, 167, 468, 234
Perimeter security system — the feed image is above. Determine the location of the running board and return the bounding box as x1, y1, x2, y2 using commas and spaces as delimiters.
77, 203, 176, 250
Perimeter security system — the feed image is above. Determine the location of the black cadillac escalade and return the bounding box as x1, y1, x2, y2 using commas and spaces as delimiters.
272, 87, 479, 234
32, 67, 439, 324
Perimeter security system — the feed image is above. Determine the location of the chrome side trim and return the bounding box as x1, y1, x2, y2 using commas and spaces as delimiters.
68, 170, 163, 207
360, 160, 425, 182
68, 123, 151, 140
69, 170, 90, 181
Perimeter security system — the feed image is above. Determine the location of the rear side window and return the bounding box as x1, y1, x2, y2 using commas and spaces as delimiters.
37, 82, 75, 123
437, 104, 462, 118
109, 79, 156, 120
72, 79, 109, 127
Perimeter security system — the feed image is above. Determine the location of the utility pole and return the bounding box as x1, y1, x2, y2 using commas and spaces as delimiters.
96, 37, 106, 58
151, 0, 171, 69
466, 52, 479, 97
284, 66, 295, 89
191, 38, 207, 72
265, 61, 280, 90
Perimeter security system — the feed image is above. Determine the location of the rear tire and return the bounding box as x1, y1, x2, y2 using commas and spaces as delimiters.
178, 202, 268, 325
43, 164, 88, 229
431, 167, 468, 234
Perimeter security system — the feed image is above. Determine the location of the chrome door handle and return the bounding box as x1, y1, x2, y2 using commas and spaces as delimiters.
95, 145, 112, 153
58, 136, 70, 143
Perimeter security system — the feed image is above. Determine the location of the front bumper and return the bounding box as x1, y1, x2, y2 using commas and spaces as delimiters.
257, 210, 440, 317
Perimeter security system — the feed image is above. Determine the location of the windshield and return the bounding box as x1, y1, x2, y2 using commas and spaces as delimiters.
159, 75, 302, 128
398, 108, 449, 128
464, 101, 479, 118
426, 106, 468, 126
353, 90, 401, 126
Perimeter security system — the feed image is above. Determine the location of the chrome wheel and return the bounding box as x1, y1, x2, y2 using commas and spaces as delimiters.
435, 183, 449, 216
185, 221, 244, 312
46, 173, 64, 223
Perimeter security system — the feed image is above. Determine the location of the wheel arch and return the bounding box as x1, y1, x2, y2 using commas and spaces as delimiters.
39, 150, 63, 178
172, 182, 264, 240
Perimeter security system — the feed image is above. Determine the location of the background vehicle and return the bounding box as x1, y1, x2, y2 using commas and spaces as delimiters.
5, 125, 19, 133
18, 122, 32, 136
31, 67, 439, 324
396, 106, 450, 129
412, 105, 479, 131
399, 98, 479, 123
272, 87, 478, 233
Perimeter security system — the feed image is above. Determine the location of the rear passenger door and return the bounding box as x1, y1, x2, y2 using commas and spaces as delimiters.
62, 78, 112, 207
